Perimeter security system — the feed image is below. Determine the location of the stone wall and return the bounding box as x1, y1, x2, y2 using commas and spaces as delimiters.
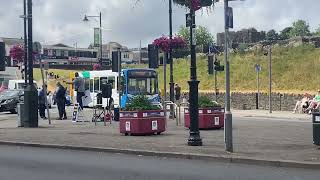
171, 92, 304, 111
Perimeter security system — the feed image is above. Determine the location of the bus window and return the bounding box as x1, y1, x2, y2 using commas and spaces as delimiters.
90, 79, 94, 93
100, 76, 115, 89
84, 79, 90, 92
94, 77, 100, 93
108, 76, 115, 89
127, 77, 158, 95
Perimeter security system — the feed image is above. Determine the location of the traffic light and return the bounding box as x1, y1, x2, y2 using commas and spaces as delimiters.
201, 0, 213, 7
214, 57, 224, 72
0, 40, 5, 71
112, 51, 120, 72
148, 44, 159, 69
208, 55, 214, 74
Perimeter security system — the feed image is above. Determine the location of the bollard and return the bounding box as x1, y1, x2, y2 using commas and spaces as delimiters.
17, 103, 24, 127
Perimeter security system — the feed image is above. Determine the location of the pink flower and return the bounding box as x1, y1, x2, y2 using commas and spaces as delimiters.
153, 36, 187, 53
93, 63, 102, 70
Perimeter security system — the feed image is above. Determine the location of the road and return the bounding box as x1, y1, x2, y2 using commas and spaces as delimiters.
0, 145, 318, 180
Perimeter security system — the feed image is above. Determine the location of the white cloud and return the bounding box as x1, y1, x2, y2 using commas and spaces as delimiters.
1, 0, 320, 48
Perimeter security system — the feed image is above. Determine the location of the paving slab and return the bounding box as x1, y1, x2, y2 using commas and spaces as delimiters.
0, 108, 319, 168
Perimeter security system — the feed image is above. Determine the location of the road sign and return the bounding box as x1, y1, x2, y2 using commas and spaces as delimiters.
186, 13, 192, 27
255, 64, 261, 72
226, 7, 233, 29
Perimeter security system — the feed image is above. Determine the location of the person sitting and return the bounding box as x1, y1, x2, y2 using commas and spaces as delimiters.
306, 90, 320, 114
293, 93, 310, 113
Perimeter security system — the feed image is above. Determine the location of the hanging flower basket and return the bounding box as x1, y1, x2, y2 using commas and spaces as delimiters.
93, 63, 102, 70
173, 0, 214, 11
9, 44, 25, 63
153, 36, 187, 53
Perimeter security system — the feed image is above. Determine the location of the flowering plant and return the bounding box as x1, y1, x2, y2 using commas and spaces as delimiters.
93, 63, 102, 70
9, 44, 25, 63
153, 36, 187, 53
173, 0, 214, 11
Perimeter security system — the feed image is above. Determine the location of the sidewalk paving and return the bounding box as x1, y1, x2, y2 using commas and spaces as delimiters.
0, 108, 319, 168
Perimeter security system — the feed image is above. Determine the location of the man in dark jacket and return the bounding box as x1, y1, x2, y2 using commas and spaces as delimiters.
56, 82, 67, 120
38, 85, 47, 119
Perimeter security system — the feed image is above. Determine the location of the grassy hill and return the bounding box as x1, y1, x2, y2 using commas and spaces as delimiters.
126, 44, 320, 93
34, 44, 320, 94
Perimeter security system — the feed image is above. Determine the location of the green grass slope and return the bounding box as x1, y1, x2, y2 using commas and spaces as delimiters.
153, 44, 320, 93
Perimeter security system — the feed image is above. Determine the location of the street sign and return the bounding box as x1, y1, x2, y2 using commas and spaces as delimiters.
192, 28, 196, 45
186, 13, 192, 27
255, 64, 261, 72
226, 7, 233, 29
208, 43, 220, 55
94, 27, 100, 47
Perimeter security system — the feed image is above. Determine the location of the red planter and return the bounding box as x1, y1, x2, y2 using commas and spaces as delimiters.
184, 107, 224, 129
119, 110, 166, 135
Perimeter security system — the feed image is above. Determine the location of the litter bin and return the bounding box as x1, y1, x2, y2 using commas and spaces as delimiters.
114, 107, 119, 121
17, 103, 24, 127
312, 112, 320, 145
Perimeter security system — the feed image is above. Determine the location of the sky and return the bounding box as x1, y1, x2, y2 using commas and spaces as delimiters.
0, 0, 319, 49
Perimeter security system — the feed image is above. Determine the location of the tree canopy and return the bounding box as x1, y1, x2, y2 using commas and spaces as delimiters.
177, 25, 214, 48
289, 19, 310, 37
279, 27, 292, 40
266, 29, 279, 41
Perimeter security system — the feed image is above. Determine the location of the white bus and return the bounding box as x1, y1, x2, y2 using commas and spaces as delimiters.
73, 70, 119, 108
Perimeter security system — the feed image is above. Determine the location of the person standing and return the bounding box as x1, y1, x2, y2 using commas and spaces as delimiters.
38, 85, 47, 119
65, 72, 85, 110
174, 83, 181, 102
56, 82, 67, 120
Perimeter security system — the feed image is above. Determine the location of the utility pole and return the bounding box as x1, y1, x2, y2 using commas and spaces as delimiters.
23, 0, 28, 86
99, 12, 103, 65
117, 48, 121, 110
268, 46, 272, 113
187, 7, 202, 146
169, 0, 175, 108
24, 0, 38, 128
163, 53, 167, 106
224, 0, 233, 152
214, 54, 217, 102
139, 40, 142, 64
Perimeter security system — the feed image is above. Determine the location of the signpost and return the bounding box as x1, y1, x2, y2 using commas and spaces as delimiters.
255, 64, 261, 109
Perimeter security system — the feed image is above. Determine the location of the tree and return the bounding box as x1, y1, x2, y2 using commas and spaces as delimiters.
314, 25, 320, 36
289, 19, 310, 37
279, 27, 292, 40
266, 29, 279, 41
177, 25, 214, 49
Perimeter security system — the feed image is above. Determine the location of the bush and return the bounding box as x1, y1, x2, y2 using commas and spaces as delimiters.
198, 96, 220, 108
124, 95, 161, 111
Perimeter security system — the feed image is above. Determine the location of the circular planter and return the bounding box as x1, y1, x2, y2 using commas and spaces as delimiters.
120, 110, 166, 135
184, 107, 224, 129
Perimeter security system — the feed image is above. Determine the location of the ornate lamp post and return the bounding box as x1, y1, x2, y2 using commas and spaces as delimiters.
83, 12, 103, 65
24, 0, 38, 127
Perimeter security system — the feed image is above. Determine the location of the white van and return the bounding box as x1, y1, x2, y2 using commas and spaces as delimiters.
8, 79, 52, 108
8, 80, 37, 90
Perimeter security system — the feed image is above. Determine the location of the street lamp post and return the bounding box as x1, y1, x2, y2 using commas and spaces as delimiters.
83, 12, 103, 65
23, 0, 28, 86
224, 0, 233, 152
187, 7, 202, 146
24, 0, 38, 128
169, 0, 175, 111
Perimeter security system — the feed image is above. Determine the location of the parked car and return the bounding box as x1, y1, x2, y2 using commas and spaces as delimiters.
0, 89, 23, 113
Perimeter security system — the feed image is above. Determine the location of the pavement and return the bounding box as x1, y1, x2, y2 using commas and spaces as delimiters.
1, 145, 319, 180
0, 106, 319, 169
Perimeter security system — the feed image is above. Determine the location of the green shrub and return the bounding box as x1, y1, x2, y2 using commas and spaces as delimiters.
124, 95, 161, 111
198, 96, 220, 108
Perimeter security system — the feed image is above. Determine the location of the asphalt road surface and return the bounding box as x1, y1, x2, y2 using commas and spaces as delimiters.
0, 145, 318, 180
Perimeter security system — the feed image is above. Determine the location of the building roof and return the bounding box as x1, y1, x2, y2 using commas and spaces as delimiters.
0, 37, 24, 46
